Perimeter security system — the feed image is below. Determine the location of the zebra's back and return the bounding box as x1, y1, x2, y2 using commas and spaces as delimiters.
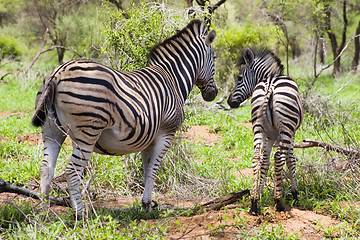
46, 60, 179, 155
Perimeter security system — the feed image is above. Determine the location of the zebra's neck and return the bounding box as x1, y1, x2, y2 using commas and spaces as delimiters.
148, 21, 207, 104
148, 50, 200, 103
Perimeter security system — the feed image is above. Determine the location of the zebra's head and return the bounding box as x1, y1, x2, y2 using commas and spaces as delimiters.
227, 48, 284, 108
195, 29, 218, 102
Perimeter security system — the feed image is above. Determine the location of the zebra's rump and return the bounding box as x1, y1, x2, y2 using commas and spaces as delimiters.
251, 76, 303, 140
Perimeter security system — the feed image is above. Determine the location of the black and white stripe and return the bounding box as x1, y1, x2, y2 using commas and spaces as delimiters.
32, 19, 217, 217
227, 48, 302, 215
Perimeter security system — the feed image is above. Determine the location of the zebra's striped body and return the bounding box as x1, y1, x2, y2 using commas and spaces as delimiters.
32, 20, 217, 217
227, 48, 302, 215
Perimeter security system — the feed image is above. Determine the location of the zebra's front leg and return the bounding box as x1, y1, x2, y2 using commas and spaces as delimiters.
66, 144, 93, 219
141, 134, 174, 212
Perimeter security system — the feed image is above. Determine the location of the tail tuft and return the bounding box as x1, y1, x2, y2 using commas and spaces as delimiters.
31, 80, 56, 127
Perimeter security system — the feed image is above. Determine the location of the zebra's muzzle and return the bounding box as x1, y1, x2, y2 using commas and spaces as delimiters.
201, 86, 218, 102
227, 93, 241, 108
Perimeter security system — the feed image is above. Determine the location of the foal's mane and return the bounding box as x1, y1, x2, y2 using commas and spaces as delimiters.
239, 48, 284, 76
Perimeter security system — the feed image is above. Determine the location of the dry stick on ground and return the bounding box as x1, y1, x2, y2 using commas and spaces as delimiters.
294, 139, 360, 159
0, 177, 71, 207
199, 189, 250, 211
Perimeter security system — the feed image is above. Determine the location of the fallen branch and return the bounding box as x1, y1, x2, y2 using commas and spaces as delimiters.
294, 139, 360, 159
0, 177, 71, 207
198, 189, 250, 211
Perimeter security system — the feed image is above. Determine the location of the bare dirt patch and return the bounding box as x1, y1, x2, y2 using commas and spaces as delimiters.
181, 125, 221, 145
163, 206, 344, 240
232, 168, 253, 178
16, 133, 42, 146
236, 122, 252, 129
0, 111, 26, 118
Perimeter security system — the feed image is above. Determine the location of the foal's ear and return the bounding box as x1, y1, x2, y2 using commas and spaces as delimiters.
205, 30, 216, 46
243, 48, 254, 66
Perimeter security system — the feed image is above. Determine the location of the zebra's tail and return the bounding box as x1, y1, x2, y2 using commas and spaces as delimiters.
31, 78, 56, 127
261, 86, 279, 141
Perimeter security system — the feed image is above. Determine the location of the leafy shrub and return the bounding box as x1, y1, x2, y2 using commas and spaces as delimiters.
100, 1, 189, 71
213, 22, 280, 86
0, 33, 22, 59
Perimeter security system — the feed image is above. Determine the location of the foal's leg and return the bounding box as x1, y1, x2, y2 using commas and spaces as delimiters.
286, 140, 299, 202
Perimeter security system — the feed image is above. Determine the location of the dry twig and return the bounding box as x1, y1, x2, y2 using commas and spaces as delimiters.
0, 177, 71, 207
294, 139, 360, 159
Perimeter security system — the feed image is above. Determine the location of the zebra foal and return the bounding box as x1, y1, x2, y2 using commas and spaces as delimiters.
227, 48, 303, 215
32, 19, 217, 217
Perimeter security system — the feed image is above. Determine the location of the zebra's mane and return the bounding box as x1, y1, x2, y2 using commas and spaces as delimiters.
239, 48, 284, 76
148, 19, 207, 62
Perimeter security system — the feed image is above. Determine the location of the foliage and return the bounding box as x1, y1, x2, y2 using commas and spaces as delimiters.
0, 34, 24, 59
100, 1, 189, 71
213, 21, 279, 85
0, 0, 24, 26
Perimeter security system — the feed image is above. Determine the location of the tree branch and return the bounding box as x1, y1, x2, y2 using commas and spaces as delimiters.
294, 139, 360, 159
198, 190, 250, 211
24, 28, 49, 75
305, 33, 360, 97
0, 177, 71, 207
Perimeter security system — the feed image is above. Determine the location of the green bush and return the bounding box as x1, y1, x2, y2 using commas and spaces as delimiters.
213, 22, 280, 86
100, 1, 189, 71
0, 33, 22, 59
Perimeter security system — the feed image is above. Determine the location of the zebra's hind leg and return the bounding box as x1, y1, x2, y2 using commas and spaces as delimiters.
66, 142, 94, 219
286, 142, 299, 203
141, 134, 174, 212
258, 138, 274, 195
250, 138, 274, 215
40, 110, 66, 202
250, 143, 262, 215
274, 144, 288, 212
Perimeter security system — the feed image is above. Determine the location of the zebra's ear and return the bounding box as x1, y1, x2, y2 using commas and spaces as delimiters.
243, 48, 254, 66
205, 30, 216, 46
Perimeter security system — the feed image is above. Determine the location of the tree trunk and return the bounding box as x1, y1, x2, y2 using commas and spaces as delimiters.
324, 4, 338, 77
319, 35, 325, 64
57, 47, 65, 65
186, 0, 193, 7
324, 1, 348, 77
352, 20, 360, 72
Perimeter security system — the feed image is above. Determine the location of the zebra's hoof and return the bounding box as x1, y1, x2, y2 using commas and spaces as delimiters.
142, 199, 158, 212
275, 199, 286, 212
292, 190, 299, 201
250, 199, 259, 215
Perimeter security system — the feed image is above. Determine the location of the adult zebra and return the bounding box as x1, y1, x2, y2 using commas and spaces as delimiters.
32, 19, 217, 217
227, 48, 303, 215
